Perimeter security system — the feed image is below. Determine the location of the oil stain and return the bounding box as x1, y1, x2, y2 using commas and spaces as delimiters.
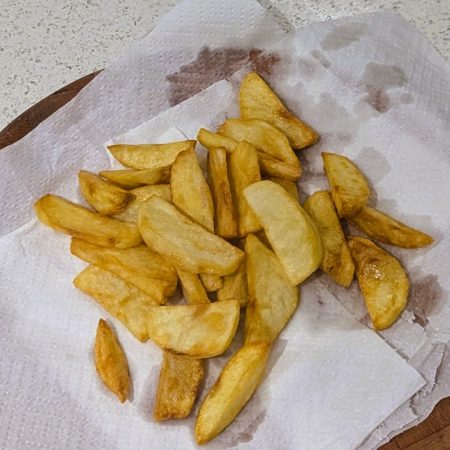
354, 146, 391, 186
321, 23, 368, 51
311, 50, 331, 68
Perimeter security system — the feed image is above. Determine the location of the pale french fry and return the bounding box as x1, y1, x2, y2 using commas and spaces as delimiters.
244, 181, 323, 285
322, 152, 370, 218
99, 168, 170, 189
95, 319, 130, 403
207, 148, 238, 238
74, 265, 157, 342
177, 269, 210, 305
108, 140, 196, 170
303, 191, 355, 287
138, 196, 244, 276
240, 72, 319, 149
217, 260, 248, 308
229, 141, 261, 236
348, 237, 409, 330
197, 128, 237, 153
71, 238, 177, 303
349, 206, 433, 248
34, 194, 142, 249
268, 177, 299, 202
146, 301, 240, 358
199, 274, 223, 293
195, 341, 271, 444
171, 149, 214, 232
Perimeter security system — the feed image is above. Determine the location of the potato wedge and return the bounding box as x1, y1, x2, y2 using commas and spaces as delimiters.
348, 237, 409, 330
245, 234, 299, 343
34, 194, 142, 248
199, 274, 223, 293
95, 319, 130, 403
349, 206, 433, 248
257, 153, 301, 181
197, 128, 237, 153
322, 152, 370, 218
108, 140, 196, 170
268, 177, 299, 202
177, 269, 210, 305
146, 301, 240, 358
229, 141, 261, 236
74, 265, 157, 342
303, 191, 354, 287
138, 196, 243, 276
154, 352, 205, 421
217, 260, 248, 308
244, 181, 323, 285
171, 149, 214, 232
207, 148, 238, 238
195, 341, 271, 444
99, 168, 170, 189
71, 238, 177, 303
240, 72, 319, 149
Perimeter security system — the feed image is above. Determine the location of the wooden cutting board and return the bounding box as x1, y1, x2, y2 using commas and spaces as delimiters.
1, 73, 449, 450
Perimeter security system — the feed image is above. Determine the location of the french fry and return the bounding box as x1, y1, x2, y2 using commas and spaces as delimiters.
322, 152, 370, 218
99, 168, 170, 189
303, 191, 355, 287
258, 153, 301, 181
268, 177, 300, 202
217, 260, 248, 308
108, 140, 196, 170
229, 141, 261, 236
177, 269, 210, 305
71, 238, 177, 303
348, 237, 409, 330
197, 128, 237, 153
240, 72, 319, 149
207, 148, 238, 238
199, 274, 223, 293
34, 194, 142, 248
146, 301, 240, 358
138, 196, 244, 276
195, 341, 271, 444
244, 181, 323, 285
349, 206, 433, 248
95, 319, 130, 403
171, 149, 214, 232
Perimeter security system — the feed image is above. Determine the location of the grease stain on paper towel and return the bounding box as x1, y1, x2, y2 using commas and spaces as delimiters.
321, 23, 368, 51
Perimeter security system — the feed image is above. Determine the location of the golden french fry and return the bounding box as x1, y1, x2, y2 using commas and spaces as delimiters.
245, 234, 299, 343
240, 72, 319, 149
255, 230, 271, 248
171, 149, 214, 232
349, 206, 433, 248
99, 168, 170, 189
303, 191, 355, 287
207, 147, 238, 238
257, 152, 301, 181
138, 196, 244, 276
229, 141, 261, 236
268, 177, 299, 202
217, 262, 248, 308
108, 140, 196, 170
146, 301, 240, 358
322, 152, 370, 218
34, 194, 142, 248
154, 352, 205, 421
244, 181, 323, 285
71, 238, 177, 303
348, 237, 409, 330
94, 319, 130, 403
199, 274, 223, 293
74, 265, 157, 342
197, 128, 237, 153
177, 269, 210, 305
195, 341, 271, 444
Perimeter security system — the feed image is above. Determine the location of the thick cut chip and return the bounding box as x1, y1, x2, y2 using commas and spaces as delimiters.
78, 170, 131, 215
199, 274, 223, 293
34, 194, 142, 248
229, 141, 261, 236
95, 319, 130, 403
217, 260, 248, 308
269, 177, 300, 202
146, 301, 240, 358
348, 237, 409, 330
108, 140, 196, 170
197, 128, 237, 153
207, 148, 238, 238
303, 191, 354, 287
240, 72, 319, 149
195, 341, 271, 444
99, 168, 170, 189
245, 234, 299, 343
257, 153, 301, 181
74, 265, 157, 342
244, 181, 323, 285
349, 206, 433, 248
177, 269, 210, 305
154, 352, 204, 421
138, 196, 243, 276
322, 152, 370, 218
71, 238, 177, 303
171, 149, 214, 232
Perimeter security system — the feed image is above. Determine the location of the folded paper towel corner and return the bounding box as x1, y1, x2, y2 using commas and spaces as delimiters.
0, 0, 449, 449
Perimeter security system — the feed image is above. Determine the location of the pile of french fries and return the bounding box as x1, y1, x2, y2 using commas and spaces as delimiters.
34, 72, 433, 444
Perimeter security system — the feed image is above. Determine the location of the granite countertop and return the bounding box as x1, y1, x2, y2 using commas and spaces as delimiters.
1, 0, 448, 130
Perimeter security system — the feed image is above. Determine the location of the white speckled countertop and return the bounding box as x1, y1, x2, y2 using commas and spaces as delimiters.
1, 0, 448, 130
